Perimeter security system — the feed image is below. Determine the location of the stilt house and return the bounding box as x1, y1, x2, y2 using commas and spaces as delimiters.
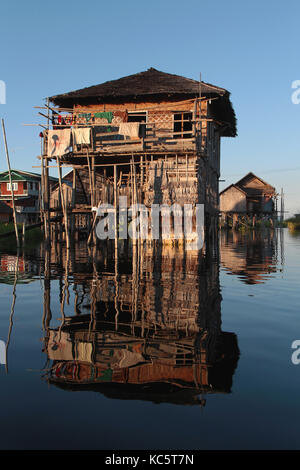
41, 68, 236, 240
220, 172, 276, 227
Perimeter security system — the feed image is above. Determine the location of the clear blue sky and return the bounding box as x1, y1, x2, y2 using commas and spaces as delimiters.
0, 0, 299, 215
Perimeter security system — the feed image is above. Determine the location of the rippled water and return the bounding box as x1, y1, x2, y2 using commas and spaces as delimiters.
0, 229, 299, 450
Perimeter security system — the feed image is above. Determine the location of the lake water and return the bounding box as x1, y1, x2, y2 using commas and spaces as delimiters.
0, 228, 299, 450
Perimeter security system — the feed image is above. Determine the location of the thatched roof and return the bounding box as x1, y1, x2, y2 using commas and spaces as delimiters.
219, 184, 247, 196
220, 172, 276, 197
49, 68, 237, 136
50, 68, 229, 102
235, 172, 275, 192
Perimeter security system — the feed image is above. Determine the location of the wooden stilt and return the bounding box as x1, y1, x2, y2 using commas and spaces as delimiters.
140, 155, 143, 203
114, 164, 118, 243
86, 149, 96, 244
92, 156, 96, 207
71, 168, 76, 233
57, 156, 70, 249
44, 159, 50, 243
22, 222, 26, 245
87, 149, 93, 207
5, 252, 19, 373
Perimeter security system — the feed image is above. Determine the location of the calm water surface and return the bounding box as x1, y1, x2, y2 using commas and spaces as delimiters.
0, 229, 299, 450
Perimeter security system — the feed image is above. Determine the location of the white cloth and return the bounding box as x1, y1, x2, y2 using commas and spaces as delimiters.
111, 349, 145, 369
47, 331, 93, 363
48, 129, 72, 157
118, 122, 140, 139
72, 127, 91, 145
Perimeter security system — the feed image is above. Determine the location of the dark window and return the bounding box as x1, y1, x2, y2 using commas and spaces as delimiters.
173, 112, 192, 139
127, 112, 147, 138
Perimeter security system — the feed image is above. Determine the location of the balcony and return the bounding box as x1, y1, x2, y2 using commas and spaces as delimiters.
43, 120, 209, 158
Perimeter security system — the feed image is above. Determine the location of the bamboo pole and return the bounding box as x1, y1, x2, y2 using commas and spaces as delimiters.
1, 119, 20, 248
87, 210, 98, 246
140, 155, 144, 203
58, 247, 70, 337
86, 149, 93, 207
5, 252, 19, 373
92, 156, 96, 244
43, 246, 52, 330
71, 168, 76, 233
86, 149, 96, 245
92, 155, 96, 207
44, 158, 51, 243
114, 164, 119, 331
57, 156, 70, 249
22, 222, 26, 245
114, 164, 118, 243
130, 159, 137, 246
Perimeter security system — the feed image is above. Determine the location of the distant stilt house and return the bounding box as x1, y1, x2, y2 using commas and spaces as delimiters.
220, 172, 276, 228
40, 68, 237, 243
0, 169, 57, 224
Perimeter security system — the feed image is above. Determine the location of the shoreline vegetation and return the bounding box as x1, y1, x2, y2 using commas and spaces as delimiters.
220, 219, 281, 231
0, 222, 43, 249
286, 217, 300, 232
220, 217, 300, 232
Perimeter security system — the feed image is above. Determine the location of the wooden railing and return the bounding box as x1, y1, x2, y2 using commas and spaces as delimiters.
43, 121, 208, 156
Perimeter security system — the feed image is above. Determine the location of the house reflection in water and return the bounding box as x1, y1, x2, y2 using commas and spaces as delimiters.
0, 252, 41, 284
42, 242, 240, 405
220, 229, 281, 284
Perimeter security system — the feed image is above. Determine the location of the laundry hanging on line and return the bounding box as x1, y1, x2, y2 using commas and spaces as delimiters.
94, 111, 114, 123
118, 122, 140, 138
113, 110, 128, 122
72, 127, 91, 145
47, 129, 72, 157
78, 113, 92, 124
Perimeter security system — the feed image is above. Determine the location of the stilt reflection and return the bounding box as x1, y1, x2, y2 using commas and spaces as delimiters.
220, 229, 281, 284
42, 241, 240, 405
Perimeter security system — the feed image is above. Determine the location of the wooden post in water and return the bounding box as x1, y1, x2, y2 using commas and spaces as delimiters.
87, 149, 95, 245
5, 252, 19, 373
130, 158, 137, 247
92, 156, 96, 244
233, 213, 238, 230
45, 98, 51, 244
114, 164, 118, 243
22, 222, 26, 245
44, 159, 50, 244
70, 168, 76, 234
1, 119, 20, 248
42, 245, 52, 330
114, 166, 120, 330
57, 156, 70, 249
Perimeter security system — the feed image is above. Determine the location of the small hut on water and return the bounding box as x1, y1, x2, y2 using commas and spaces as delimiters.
39, 68, 237, 244
220, 172, 276, 228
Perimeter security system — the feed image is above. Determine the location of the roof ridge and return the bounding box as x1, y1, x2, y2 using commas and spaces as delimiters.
49, 68, 228, 102
236, 172, 275, 189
